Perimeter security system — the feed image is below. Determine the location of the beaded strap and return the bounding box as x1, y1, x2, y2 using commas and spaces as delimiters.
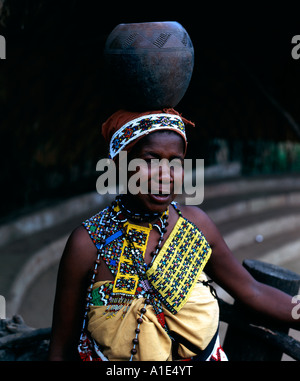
146, 216, 212, 314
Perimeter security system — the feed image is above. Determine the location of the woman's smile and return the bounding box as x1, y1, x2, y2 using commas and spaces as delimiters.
125, 131, 185, 213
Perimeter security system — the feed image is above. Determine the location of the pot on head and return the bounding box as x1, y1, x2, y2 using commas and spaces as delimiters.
104, 21, 194, 110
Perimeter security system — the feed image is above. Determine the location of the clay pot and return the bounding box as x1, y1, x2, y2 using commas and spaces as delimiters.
104, 21, 194, 110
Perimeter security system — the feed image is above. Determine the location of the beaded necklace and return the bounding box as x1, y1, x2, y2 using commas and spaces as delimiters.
81, 197, 172, 361
116, 195, 161, 223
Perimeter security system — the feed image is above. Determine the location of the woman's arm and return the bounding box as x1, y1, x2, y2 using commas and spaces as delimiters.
48, 226, 97, 360
183, 205, 300, 329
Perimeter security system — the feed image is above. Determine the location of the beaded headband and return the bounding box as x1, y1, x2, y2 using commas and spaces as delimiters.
108, 113, 187, 159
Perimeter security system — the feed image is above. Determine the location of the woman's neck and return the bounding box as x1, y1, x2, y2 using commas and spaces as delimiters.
117, 195, 164, 224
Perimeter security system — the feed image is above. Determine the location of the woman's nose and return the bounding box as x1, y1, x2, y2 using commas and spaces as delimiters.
150, 159, 173, 193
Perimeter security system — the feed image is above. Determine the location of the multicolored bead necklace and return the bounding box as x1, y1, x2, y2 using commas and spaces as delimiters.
116, 195, 161, 223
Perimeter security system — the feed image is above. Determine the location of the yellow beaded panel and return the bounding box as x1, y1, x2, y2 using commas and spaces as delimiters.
112, 222, 151, 295
146, 216, 212, 314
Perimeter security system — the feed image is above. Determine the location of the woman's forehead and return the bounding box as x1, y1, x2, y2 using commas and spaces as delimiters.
130, 131, 186, 156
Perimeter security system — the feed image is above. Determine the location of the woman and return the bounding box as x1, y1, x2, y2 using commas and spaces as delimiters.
48, 109, 300, 361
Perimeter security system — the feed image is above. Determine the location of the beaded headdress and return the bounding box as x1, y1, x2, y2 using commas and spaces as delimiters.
101, 108, 194, 159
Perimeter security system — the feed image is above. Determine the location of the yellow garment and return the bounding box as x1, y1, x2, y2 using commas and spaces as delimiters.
87, 272, 219, 361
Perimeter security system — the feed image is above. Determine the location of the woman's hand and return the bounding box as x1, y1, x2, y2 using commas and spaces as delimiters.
181, 205, 300, 330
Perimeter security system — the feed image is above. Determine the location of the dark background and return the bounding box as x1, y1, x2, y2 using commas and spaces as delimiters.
1, 1, 300, 222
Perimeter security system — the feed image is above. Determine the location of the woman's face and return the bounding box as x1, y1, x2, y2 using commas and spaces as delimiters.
124, 131, 185, 213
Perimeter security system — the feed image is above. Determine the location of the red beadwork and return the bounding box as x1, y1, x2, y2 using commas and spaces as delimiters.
156, 312, 166, 327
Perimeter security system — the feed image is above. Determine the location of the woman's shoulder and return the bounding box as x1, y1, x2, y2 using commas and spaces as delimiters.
67, 224, 96, 250
176, 203, 219, 246
59, 225, 97, 278
176, 204, 211, 227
